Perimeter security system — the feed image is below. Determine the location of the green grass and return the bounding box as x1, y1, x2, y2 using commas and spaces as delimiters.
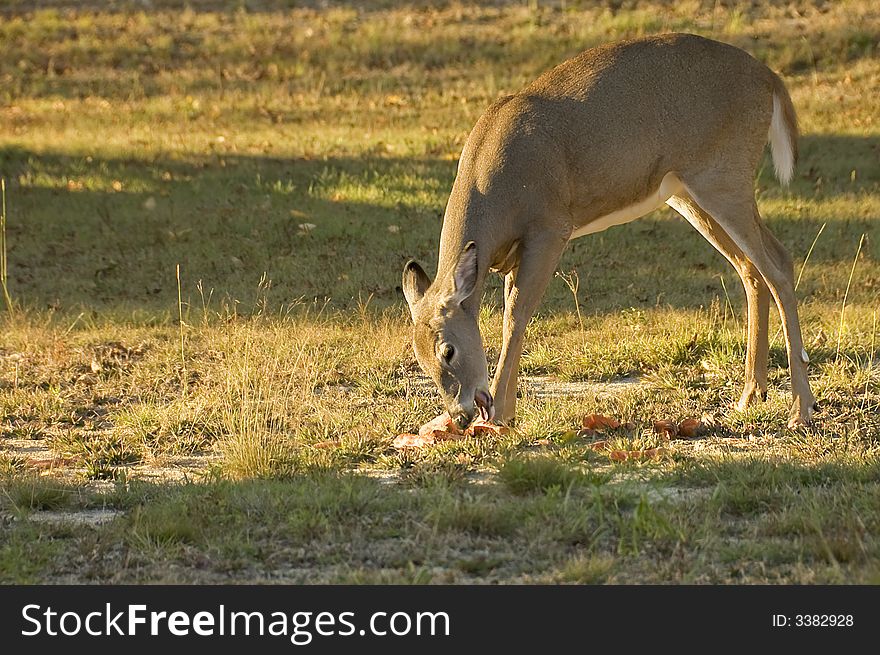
0, 0, 878, 583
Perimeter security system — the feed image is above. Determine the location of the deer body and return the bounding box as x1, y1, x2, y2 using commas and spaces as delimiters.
403, 33, 816, 429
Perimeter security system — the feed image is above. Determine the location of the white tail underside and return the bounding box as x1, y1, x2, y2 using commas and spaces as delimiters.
768, 93, 794, 186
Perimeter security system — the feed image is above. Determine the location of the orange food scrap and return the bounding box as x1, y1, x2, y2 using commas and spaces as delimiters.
467, 419, 509, 437
418, 413, 461, 437
677, 418, 704, 439
394, 413, 507, 449
582, 414, 620, 431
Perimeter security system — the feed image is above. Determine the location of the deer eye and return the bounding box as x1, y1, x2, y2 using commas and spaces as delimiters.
438, 342, 455, 364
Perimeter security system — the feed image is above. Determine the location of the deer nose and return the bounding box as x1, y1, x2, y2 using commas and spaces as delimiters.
451, 410, 472, 430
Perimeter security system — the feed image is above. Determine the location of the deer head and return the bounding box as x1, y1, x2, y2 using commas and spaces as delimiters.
402, 242, 494, 428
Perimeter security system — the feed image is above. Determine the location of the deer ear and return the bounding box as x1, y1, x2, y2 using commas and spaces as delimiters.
451, 242, 478, 304
402, 260, 431, 318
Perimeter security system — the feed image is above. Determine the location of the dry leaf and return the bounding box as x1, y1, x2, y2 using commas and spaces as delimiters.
582, 414, 620, 431
677, 418, 704, 439
653, 419, 679, 438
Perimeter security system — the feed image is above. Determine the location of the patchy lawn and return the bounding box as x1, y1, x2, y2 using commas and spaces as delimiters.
1, 0, 878, 583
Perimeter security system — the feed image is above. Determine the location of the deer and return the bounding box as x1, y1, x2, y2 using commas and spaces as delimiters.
401, 33, 817, 432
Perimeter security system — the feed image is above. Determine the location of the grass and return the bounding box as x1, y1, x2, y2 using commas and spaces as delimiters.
0, 178, 12, 313
0, 0, 878, 583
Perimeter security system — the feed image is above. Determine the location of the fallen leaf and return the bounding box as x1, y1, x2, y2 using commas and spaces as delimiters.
677, 418, 704, 439
589, 440, 610, 451
582, 414, 620, 430
535, 438, 552, 446
653, 419, 679, 438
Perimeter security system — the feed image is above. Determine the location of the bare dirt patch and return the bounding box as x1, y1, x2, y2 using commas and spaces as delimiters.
23, 508, 123, 526
523, 375, 641, 398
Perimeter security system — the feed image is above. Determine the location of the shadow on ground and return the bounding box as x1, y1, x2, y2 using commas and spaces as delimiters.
0, 134, 877, 316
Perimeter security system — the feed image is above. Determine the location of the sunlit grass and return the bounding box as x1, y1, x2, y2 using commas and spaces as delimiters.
0, 0, 877, 583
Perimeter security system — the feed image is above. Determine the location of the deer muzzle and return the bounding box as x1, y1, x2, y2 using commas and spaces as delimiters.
449, 389, 495, 429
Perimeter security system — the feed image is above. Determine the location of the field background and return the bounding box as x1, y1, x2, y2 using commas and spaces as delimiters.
0, 0, 878, 583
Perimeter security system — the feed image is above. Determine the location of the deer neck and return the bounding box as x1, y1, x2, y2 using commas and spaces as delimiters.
434, 233, 483, 316
435, 202, 505, 316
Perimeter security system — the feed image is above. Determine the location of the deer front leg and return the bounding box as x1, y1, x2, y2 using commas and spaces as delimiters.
492, 269, 519, 421
491, 234, 568, 423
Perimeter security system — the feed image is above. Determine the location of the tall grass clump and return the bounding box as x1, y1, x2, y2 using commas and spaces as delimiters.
218, 319, 326, 479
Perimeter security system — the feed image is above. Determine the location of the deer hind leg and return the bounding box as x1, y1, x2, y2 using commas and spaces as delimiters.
678, 178, 816, 428
490, 233, 568, 424
666, 193, 770, 411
